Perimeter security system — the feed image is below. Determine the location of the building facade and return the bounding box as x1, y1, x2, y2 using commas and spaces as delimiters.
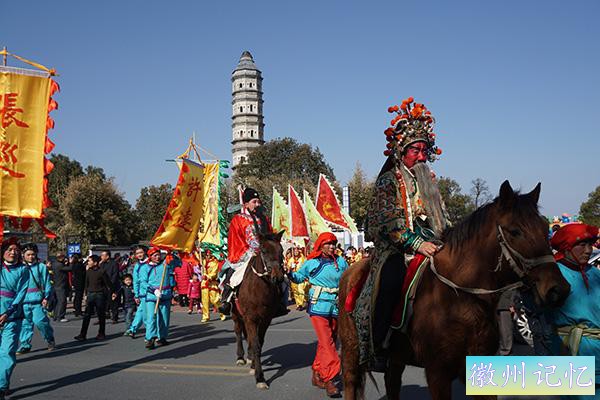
231, 51, 264, 169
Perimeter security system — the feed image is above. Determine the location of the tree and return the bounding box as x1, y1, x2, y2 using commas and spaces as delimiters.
347, 162, 374, 230
580, 186, 600, 227
470, 178, 492, 208
60, 174, 139, 246
47, 154, 85, 207
135, 184, 174, 241
438, 177, 474, 224
235, 138, 338, 213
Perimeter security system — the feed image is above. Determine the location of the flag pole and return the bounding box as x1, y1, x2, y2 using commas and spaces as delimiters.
154, 258, 168, 315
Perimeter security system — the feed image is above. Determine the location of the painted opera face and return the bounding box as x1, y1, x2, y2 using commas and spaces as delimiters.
401, 141, 428, 169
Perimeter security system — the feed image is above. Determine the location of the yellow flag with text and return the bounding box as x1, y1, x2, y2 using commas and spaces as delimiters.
197, 162, 220, 245
271, 187, 290, 239
0, 68, 51, 217
151, 160, 204, 252
303, 190, 330, 243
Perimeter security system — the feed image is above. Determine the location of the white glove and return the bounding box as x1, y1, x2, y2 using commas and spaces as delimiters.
154, 289, 162, 298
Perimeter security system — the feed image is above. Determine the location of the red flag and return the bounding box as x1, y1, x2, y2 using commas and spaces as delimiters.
315, 174, 349, 229
289, 185, 309, 238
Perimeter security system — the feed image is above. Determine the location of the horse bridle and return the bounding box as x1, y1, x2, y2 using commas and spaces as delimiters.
429, 225, 556, 295
250, 250, 282, 279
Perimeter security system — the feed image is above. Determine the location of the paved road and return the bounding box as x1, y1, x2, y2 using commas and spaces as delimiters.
10, 307, 542, 399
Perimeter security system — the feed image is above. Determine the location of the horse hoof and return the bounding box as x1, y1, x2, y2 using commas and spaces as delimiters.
249, 368, 255, 375
246, 358, 252, 365
236, 359, 246, 366
256, 382, 269, 390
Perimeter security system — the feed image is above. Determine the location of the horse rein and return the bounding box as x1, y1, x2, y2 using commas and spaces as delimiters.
250, 252, 271, 278
429, 225, 556, 296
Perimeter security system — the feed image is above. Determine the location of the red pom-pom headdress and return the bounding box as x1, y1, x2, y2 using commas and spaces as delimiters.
383, 97, 441, 162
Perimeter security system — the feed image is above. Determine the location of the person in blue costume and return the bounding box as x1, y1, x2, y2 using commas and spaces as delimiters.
288, 232, 348, 398
0, 239, 29, 400
124, 245, 148, 339
548, 223, 600, 400
16, 243, 55, 354
140, 247, 179, 350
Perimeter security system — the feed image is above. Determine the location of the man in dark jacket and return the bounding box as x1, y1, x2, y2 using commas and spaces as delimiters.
100, 251, 121, 323
52, 253, 71, 322
69, 254, 86, 317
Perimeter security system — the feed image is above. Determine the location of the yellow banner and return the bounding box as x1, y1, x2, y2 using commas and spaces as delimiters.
197, 162, 220, 245
272, 187, 290, 239
303, 190, 331, 243
0, 68, 50, 218
151, 160, 204, 252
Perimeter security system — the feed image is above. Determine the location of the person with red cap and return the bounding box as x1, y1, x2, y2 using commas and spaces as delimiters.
218, 187, 288, 317
139, 247, 179, 349
0, 239, 29, 400
547, 223, 600, 392
288, 232, 349, 398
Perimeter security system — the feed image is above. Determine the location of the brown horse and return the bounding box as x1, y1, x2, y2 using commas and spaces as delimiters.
339, 181, 571, 400
231, 230, 285, 390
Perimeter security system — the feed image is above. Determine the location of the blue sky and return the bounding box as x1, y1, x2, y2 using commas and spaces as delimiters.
2, 1, 598, 217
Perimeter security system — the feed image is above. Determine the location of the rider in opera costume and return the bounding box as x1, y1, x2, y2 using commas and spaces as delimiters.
218, 188, 288, 317
355, 97, 449, 371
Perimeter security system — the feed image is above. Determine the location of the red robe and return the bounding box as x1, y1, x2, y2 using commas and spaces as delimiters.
227, 212, 272, 264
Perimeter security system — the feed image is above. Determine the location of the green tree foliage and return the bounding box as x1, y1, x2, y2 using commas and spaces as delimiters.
135, 183, 174, 241
347, 162, 374, 230
60, 174, 139, 246
235, 138, 337, 213
438, 177, 475, 224
579, 186, 600, 227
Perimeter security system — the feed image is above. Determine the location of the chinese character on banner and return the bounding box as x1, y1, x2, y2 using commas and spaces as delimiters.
501, 362, 525, 389
534, 363, 562, 387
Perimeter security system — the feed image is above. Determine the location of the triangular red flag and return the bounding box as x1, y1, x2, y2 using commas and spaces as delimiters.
288, 185, 309, 238
315, 174, 349, 229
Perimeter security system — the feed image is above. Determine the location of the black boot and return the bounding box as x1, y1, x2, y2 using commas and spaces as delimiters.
273, 282, 290, 318
218, 284, 233, 316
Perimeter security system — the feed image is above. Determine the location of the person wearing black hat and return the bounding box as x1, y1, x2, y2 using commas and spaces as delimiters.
0, 239, 29, 399
218, 188, 288, 317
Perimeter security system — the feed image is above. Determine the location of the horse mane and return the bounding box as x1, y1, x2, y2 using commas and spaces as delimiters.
441, 191, 541, 254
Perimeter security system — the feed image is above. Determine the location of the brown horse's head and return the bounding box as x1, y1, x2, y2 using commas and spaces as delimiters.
493, 181, 570, 307
443, 180, 570, 308
257, 230, 286, 284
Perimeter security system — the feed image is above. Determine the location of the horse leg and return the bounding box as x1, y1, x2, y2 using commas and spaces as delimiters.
425, 366, 453, 400
232, 314, 246, 365
247, 320, 268, 389
339, 311, 365, 400
385, 360, 406, 400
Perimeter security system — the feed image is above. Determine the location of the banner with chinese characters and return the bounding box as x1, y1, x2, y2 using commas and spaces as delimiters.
151, 159, 205, 252
271, 187, 290, 239
0, 67, 53, 218
197, 162, 220, 245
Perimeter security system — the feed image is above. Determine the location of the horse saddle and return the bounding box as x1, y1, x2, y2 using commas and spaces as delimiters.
345, 254, 430, 331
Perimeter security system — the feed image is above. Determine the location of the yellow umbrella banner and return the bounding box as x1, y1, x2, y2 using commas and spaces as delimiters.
272, 187, 290, 239
197, 162, 220, 245
303, 189, 330, 243
0, 66, 57, 219
151, 159, 205, 252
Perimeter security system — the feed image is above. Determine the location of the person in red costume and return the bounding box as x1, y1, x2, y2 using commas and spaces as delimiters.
218, 187, 288, 317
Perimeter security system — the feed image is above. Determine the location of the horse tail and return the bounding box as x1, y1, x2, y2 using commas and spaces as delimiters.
338, 261, 371, 400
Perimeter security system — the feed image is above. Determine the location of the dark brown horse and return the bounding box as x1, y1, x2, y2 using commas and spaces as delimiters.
339, 181, 571, 400
231, 230, 285, 390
